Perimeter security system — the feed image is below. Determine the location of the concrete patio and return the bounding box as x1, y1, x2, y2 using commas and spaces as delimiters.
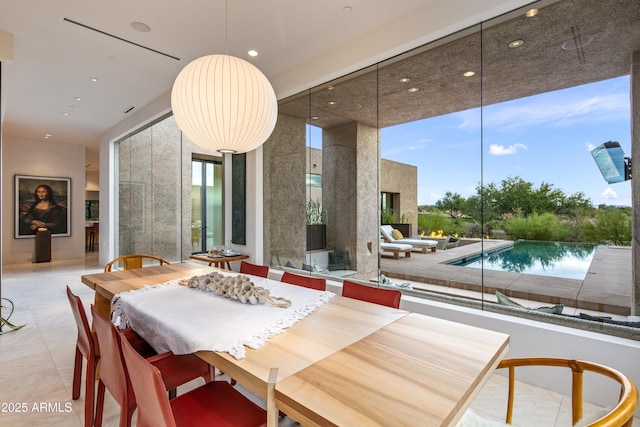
380, 240, 633, 316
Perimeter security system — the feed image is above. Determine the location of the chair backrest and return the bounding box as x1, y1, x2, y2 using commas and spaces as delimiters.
380, 225, 397, 242
342, 280, 401, 309
93, 222, 99, 234
239, 261, 269, 278
497, 358, 638, 427
66, 286, 98, 358
281, 271, 326, 291
105, 254, 171, 272
120, 331, 176, 427
91, 305, 132, 406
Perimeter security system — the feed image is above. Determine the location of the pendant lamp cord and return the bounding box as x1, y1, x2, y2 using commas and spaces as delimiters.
225, 0, 228, 54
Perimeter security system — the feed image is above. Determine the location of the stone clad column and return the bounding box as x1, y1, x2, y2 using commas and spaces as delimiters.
262, 113, 308, 268
323, 121, 379, 277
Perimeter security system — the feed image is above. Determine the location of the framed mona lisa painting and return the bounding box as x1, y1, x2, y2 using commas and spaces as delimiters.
15, 175, 71, 238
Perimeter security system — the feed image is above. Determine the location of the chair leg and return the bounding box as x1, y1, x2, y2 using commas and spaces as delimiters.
72, 347, 82, 400
122, 406, 135, 427
94, 380, 105, 427
84, 358, 97, 427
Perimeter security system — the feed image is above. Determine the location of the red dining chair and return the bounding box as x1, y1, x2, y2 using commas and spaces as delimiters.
239, 261, 269, 278
91, 306, 213, 427
341, 280, 402, 309
281, 271, 326, 291
66, 286, 100, 427
120, 331, 267, 427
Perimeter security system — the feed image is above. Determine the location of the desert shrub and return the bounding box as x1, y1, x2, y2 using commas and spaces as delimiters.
504, 212, 570, 241
418, 212, 455, 235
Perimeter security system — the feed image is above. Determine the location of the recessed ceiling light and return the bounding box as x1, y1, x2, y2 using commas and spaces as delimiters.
343, 6, 352, 13
311, 116, 319, 120
327, 85, 335, 91
399, 77, 411, 83
44, 133, 53, 139
74, 97, 83, 102
90, 77, 98, 83
248, 50, 258, 57
463, 71, 475, 77
408, 87, 419, 93
525, 9, 539, 18
328, 101, 336, 106
508, 39, 524, 48
131, 21, 151, 32
63, 112, 70, 116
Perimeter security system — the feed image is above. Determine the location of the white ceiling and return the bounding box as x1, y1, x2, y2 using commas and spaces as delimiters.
0, 0, 530, 169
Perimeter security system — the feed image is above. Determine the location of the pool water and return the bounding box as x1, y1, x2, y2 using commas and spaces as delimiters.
452, 240, 597, 280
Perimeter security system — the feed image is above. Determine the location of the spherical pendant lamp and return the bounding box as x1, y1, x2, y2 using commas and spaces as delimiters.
171, 54, 278, 154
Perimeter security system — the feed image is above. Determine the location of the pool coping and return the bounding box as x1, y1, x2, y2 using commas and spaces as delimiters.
380, 239, 632, 316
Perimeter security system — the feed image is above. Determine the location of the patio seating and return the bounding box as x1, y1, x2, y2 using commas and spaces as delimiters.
380, 225, 437, 253
437, 235, 460, 250
380, 241, 412, 259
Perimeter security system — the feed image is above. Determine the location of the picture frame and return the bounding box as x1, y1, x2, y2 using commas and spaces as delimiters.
15, 175, 71, 238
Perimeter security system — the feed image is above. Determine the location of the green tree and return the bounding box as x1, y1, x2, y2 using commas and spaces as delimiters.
594, 208, 632, 245
474, 176, 592, 219
434, 191, 468, 218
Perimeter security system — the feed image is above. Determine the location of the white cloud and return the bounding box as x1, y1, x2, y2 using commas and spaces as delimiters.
585, 142, 596, 152
489, 143, 527, 155
600, 187, 618, 199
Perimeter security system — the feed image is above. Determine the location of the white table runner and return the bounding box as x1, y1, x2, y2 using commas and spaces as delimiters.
112, 271, 334, 359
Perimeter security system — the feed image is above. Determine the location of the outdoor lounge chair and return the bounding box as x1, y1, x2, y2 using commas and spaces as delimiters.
380, 242, 412, 259
436, 235, 460, 250
380, 225, 437, 254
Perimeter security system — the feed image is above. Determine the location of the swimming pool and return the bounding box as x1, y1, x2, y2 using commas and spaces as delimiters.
450, 240, 597, 280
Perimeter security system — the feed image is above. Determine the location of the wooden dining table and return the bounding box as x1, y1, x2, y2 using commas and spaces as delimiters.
81, 262, 509, 426
189, 253, 249, 270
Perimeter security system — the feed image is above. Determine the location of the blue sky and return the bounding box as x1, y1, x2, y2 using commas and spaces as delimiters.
379, 76, 632, 207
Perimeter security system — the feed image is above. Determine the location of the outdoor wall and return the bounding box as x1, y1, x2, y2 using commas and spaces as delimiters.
380, 158, 418, 231
1, 136, 86, 263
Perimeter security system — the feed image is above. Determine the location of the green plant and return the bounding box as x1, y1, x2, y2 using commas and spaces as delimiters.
306, 199, 326, 225
418, 212, 454, 235
381, 208, 395, 224
1, 298, 26, 335
504, 212, 570, 241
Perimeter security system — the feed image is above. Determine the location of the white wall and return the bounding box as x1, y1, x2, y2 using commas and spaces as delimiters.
2, 136, 87, 263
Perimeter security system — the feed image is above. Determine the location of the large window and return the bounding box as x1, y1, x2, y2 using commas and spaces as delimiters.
267, 0, 638, 336
115, 114, 223, 262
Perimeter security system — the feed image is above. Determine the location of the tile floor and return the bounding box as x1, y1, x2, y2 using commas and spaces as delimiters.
0, 254, 636, 426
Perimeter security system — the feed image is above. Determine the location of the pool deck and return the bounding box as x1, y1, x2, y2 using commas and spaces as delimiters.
380, 239, 632, 316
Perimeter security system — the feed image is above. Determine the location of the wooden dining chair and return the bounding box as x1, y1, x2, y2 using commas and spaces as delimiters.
91, 305, 213, 427
89, 222, 99, 252
66, 286, 100, 427
341, 280, 402, 308
105, 254, 171, 272
281, 271, 326, 291
120, 331, 267, 427
239, 261, 269, 278
496, 358, 638, 426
